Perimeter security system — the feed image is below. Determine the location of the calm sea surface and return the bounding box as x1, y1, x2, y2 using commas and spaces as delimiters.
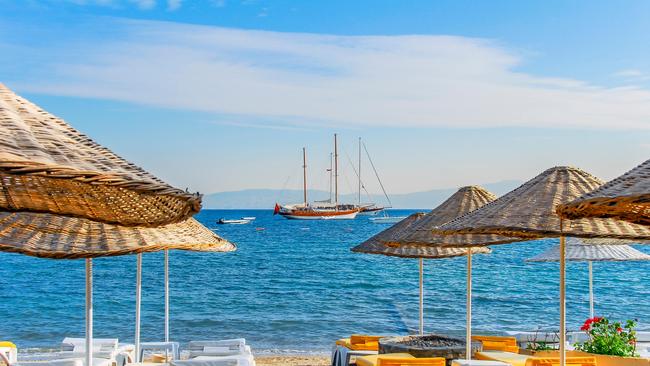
2, 209, 649, 353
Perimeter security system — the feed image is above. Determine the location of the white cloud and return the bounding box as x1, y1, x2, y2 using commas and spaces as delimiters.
613, 69, 650, 82
7, 18, 650, 130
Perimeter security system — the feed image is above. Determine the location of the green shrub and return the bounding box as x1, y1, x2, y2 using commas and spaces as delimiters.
574, 316, 637, 357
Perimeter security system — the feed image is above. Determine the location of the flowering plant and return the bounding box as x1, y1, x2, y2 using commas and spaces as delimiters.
574, 316, 638, 357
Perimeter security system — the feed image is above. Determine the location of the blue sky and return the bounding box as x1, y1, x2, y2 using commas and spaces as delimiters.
1, 0, 649, 196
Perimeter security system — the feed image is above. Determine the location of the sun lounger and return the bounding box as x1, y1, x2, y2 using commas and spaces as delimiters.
331, 335, 382, 366
173, 355, 255, 366
476, 351, 596, 366
356, 353, 415, 366
58, 338, 134, 366
187, 340, 250, 359
475, 350, 531, 366
472, 336, 520, 353
451, 360, 511, 366
14, 357, 112, 366
376, 358, 445, 366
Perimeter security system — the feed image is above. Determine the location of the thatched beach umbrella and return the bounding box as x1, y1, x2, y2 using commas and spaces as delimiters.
558, 159, 650, 226
527, 238, 650, 318
0, 83, 201, 227
429, 167, 650, 366
353, 186, 495, 358
0, 83, 231, 366
0, 211, 234, 366
352, 212, 491, 335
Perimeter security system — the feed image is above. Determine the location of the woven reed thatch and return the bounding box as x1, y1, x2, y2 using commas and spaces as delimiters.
387, 186, 498, 246
558, 159, 650, 226
352, 212, 491, 258
433, 167, 650, 244
0, 211, 235, 259
527, 238, 650, 262
0, 83, 201, 227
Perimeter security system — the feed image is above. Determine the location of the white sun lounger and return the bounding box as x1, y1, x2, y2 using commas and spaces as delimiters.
174, 355, 255, 366
59, 338, 134, 366
14, 357, 112, 366
187, 340, 250, 359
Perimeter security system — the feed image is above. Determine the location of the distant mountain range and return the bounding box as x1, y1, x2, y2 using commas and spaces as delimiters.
202, 180, 522, 209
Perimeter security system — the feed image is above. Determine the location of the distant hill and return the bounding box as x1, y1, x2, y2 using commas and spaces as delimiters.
202, 180, 522, 209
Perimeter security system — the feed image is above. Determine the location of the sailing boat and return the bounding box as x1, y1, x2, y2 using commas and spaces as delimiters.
274, 134, 360, 220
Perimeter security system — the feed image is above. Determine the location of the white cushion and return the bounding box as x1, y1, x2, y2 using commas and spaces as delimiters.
15, 357, 111, 366
173, 355, 254, 366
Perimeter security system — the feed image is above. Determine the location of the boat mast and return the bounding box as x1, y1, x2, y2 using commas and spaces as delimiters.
334, 133, 339, 210
302, 147, 308, 207
328, 153, 333, 203
358, 137, 361, 207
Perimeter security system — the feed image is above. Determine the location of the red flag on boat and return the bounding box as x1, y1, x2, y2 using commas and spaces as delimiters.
273, 203, 281, 215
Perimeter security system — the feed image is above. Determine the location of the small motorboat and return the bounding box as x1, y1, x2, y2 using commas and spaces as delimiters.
241, 216, 256, 220
217, 218, 251, 225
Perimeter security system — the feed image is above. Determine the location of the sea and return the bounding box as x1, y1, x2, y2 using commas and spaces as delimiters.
2, 209, 649, 354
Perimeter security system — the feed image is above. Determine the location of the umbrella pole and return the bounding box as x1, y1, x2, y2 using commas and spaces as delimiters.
135, 254, 142, 362
419, 257, 424, 335
85, 259, 93, 366
466, 251, 472, 360
560, 220, 566, 366
588, 261, 594, 318
165, 250, 170, 343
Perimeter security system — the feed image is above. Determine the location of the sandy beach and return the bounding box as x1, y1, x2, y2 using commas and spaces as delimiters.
255, 355, 330, 366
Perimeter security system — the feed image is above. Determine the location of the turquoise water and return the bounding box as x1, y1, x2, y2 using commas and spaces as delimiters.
1, 209, 649, 353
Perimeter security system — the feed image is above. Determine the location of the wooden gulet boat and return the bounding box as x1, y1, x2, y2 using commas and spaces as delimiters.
274, 134, 360, 220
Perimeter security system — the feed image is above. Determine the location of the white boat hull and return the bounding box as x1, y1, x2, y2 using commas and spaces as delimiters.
281, 211, 359, 220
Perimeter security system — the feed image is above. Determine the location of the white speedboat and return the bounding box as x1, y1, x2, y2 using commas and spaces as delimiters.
217, 218, 251, 225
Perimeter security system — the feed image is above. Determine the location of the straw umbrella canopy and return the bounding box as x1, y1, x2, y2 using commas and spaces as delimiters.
352, 186, 495, 357
427, 166, 650, 366
557, 159, 650, 226
527, 238, 650, 318
0, 83, 201, 227
0, 210, 234, 366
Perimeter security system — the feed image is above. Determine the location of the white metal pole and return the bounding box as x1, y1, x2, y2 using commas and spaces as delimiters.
466, 251, 472, 360
419, 258, 424, 335
85, 259, 93, 366
135, 254, 142, 362
588, 261, 594, 318
165, 250, 170, 343
560, 232, 566, 366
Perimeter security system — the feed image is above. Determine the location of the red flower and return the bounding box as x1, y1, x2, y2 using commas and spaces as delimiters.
581, 317, 603, 331
617, 327, 623, 333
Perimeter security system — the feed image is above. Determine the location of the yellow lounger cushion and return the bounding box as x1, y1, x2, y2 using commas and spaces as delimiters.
356, 353, 415, 366
476, 350, 531, 366
377, 357, 446, 366
472, 335, 520, 353
335, 335, 383, 351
